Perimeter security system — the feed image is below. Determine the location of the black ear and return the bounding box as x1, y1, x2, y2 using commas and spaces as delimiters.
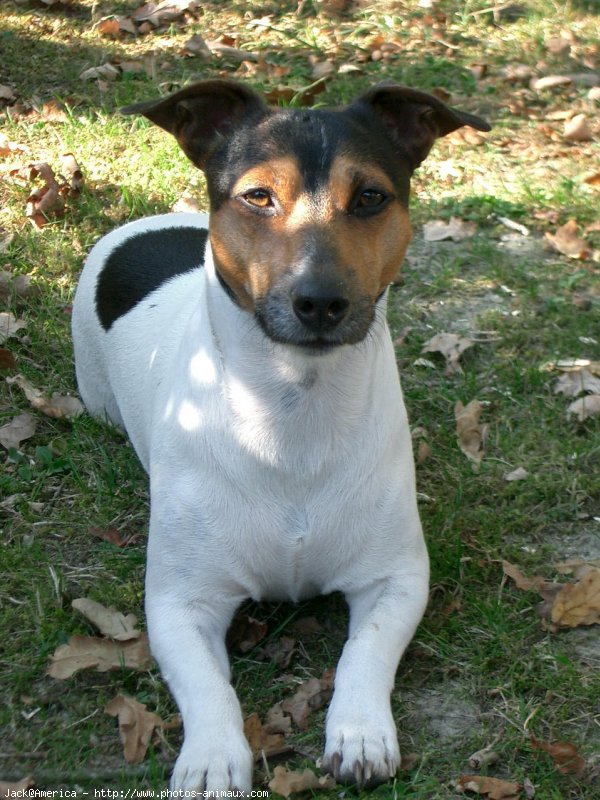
350, 83, 491, 169
121, 79, 269, 168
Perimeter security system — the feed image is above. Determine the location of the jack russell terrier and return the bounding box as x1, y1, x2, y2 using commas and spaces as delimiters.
72, 79, 489, 793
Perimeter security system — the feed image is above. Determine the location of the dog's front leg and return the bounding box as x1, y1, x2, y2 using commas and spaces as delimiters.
323, 568, 429, 786
146, 585, 253, 793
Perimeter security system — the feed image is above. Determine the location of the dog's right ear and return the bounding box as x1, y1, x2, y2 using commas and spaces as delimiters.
121, 80, 269, 169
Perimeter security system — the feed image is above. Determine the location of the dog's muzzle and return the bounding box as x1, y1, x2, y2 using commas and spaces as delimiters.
254, 276, 376, 352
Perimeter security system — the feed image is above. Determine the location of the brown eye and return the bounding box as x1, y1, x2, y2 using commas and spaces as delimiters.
243, 189, 273, 208
358, 190, 386, 208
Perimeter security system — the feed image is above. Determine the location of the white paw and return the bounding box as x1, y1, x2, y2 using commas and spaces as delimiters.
323, 709, 400, 786
170, 734, 253, 793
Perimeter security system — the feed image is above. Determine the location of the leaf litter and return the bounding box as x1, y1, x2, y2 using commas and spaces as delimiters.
7, 373, 84, 419
502, 560, 600, 630
104, 695, 164, 764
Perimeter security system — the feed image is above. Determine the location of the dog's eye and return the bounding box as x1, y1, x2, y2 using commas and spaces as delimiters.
357, 190, 386, 208
242, 189, 273, 208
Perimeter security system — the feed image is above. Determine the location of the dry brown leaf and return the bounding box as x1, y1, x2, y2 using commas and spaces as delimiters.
72, 598, 141, 641
455, 400, 488, 466
0, 777, 34, 798
61, 153, 84, 195
531, 735, 586, 777
261, 635, 296, 668
7, 374, 84, 419
544, 220, 591, 259
47, 633, 152, 679
582, 171, 600, 186
90, 526, 128, 547
24, 162, 65, 228
554, 369, 600, 397
422, 332, 473, 376
0, 412, 37, 450
281, 668, 334, 730
0, 84, 17, 103
554, 557, 600, 577
227, 613, 267, 653
566, 394, 600, 421
105, 694, 164, 764
502, 561, 547, 592
530, 74, 572, 91
268, 766, 336, 798
264, 702, 293, 736
563, 114, 593, 142
79, 63, 120, 81
0, 132, 28, 157
243, 712, 287, 760
182, 33, 212, 59
290, 616, 323, 636
456, 774, 521, 798
551, 568, 600, 628
423, 216, 477, 242
97, 17, 121, 37
0, 312, 26, 344
0, 348, 17, 370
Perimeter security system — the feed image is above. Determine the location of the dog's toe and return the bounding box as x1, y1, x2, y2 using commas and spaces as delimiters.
323, 726, 400, 787
170, 736, 253, 793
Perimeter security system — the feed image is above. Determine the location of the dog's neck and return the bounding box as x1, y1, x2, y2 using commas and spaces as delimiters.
198, 242, 394, 475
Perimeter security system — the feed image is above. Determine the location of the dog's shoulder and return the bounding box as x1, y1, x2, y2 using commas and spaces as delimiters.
94, 213, 209, 331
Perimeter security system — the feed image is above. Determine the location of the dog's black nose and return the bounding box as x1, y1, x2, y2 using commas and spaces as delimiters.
292, 282, 350, 332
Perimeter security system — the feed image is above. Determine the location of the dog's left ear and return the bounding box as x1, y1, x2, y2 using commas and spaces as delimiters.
121, 79, 269, 168
351, 84, 491, 169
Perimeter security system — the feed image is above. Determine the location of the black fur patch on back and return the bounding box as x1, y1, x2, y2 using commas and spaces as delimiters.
96, 226, 208, 330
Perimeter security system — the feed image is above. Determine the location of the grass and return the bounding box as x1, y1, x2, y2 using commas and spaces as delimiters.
1, 0, 599, 796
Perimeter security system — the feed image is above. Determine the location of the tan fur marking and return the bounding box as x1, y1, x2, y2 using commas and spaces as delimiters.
210, 153, 412, 312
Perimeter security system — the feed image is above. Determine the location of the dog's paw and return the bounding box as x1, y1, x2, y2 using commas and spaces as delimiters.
170, 734, 253, 793
323, 720, 400, 787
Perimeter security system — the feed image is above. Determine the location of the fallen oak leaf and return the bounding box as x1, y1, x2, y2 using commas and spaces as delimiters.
79, 63, 120, 81
456, 774, 522, 798
455, 400, 488, 467
563, 114, 593, 142
47, 633, 152, 679
90, 526, 128, 547
422, 332, 473, 376
281, 668, 334, 730
268, 766, 336, 798
566, 395, 600, 421
550, 568, 600, 628
61, 153, 84, 196
531, 734, 586, 777
423, 216, 477, 242
0, 348, 17, 370
0, 412, 37, 450
0, 312, 26, 344
264, 702, 293, 736
72, 598, 141, 641
227, 613, 267, 653
544, 220, 591, 260
7, 373, 84, 419
554, 369, 600, 397
243, 712, 288, 760
105, 694, 164, 764
502, 560, 547, 592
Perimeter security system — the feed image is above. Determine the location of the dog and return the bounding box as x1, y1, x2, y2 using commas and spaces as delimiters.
72, 79, 489, 793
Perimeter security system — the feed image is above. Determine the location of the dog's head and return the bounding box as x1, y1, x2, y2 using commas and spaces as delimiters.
122, 80, 489, 351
